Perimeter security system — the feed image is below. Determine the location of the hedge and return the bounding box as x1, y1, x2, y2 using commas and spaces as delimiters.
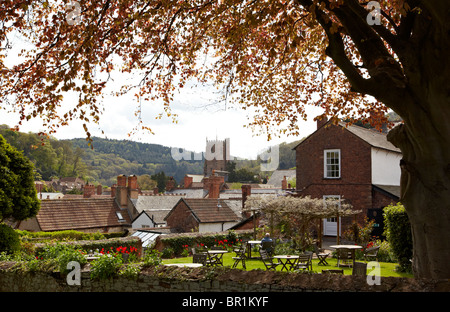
17, 229, 125, 241
34, 236, 142, 256
156, 230, 254, 257
383, 202, 413, 272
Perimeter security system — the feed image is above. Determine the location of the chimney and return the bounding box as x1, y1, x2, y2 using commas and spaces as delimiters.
166, 176, 176, 192
184, 175, 193, 188
281, 176, 287, 190
83, 184, 96, 198
208, 175, 224, 199
117, 175, 127, 187
97, 184, 102, 195
241, 184, 252, 218
111, 184, 117, 198
153, 187, 159, 195
127, 175, 138, 200
316, 116, 328, 130
241, 184, 251, 208
116, 175, 128, 207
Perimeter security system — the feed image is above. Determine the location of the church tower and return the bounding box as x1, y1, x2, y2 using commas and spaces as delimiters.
203, 138, 230, 178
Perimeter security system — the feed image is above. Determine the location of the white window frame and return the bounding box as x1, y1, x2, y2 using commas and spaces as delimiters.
324, 149, 341, 178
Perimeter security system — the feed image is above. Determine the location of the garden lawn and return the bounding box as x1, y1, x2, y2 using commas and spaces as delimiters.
162, 252, 414, 278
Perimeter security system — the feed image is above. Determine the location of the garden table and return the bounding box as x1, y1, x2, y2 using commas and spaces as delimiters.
246, 240, 262, 259
329, 245, 363, 267
273, 255, 299, 271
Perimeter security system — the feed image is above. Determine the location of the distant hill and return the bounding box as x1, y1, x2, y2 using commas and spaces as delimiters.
0, 124, 303, 187
67, 137, 204, 186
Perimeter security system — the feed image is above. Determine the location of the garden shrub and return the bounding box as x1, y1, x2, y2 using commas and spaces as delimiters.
0, 223, 21, 254
37, 243, 87, 274
143, 250, 162, 266
90, 254, 123, 280
383, 203, 413, 272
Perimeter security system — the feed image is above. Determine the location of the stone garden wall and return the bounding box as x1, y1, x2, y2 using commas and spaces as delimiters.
0, 262, 447, 292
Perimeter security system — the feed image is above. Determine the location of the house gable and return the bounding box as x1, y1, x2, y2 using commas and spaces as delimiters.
164, 198, 240, 233
295, 122, 373, 191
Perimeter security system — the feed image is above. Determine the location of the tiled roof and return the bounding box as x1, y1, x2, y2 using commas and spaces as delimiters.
37, 198, 131, 231
166, 198, 240, 223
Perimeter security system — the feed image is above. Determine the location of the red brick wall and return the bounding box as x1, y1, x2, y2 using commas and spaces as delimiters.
165, 200, 199, 232
372, 188, 398, 209
295, 123, 373, 232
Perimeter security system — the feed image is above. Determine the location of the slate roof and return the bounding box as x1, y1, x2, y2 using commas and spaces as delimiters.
36, 198, 131, 231
165, 198, 240, 223
267, 169, 296, 187
293, 121, 401, 153
342, 122, 401, 153
134, 195, 185, 212
373, 184, 401, 199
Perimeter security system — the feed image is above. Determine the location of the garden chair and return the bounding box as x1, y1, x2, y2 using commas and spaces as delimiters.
232, 243, 247, 269
322, 269, 344, 275
352, 262, 367, 277
364, 246, 380, 262
261, 241, 275, 256
336, 248, 353, 267
259, 248, 280, 271
206, 249, 224, 266
314, 243, 330, 266
294, 253, 313, 271
192, 253, 207, 266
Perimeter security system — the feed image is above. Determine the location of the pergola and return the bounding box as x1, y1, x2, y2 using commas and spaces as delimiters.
245, 195, 361, 247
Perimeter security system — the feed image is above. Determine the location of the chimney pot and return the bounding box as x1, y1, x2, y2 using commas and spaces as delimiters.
281, 176, 288, 190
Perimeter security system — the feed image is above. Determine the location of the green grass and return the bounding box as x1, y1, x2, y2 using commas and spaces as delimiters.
162, 252, 414, 278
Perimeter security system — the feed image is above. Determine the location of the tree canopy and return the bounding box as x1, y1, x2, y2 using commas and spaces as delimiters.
0, 134, 40, 222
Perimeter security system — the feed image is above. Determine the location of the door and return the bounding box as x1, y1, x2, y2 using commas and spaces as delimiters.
323, 195, 341, 236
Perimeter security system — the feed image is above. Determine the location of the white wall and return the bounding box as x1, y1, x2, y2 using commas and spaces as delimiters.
198, 222, 238, 233
132, 213, 155, 229
371, 147, 402, 185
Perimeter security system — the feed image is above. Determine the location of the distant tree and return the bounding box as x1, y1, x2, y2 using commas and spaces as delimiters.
227, 161, 258, 183
137, 174, 157, 191
0, 135, 40, 223
151, 171, 169, 193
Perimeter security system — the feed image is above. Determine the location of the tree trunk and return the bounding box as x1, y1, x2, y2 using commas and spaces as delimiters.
388, 120, 450, 280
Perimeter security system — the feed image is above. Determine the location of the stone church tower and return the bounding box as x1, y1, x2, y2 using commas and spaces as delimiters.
203, 138, 230, 177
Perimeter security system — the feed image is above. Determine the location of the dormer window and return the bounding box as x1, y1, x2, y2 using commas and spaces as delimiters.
324, 149, 341, 178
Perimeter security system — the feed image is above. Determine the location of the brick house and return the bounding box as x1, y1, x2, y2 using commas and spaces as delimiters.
293, 119, 402, 238
164, 198, 240, 233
